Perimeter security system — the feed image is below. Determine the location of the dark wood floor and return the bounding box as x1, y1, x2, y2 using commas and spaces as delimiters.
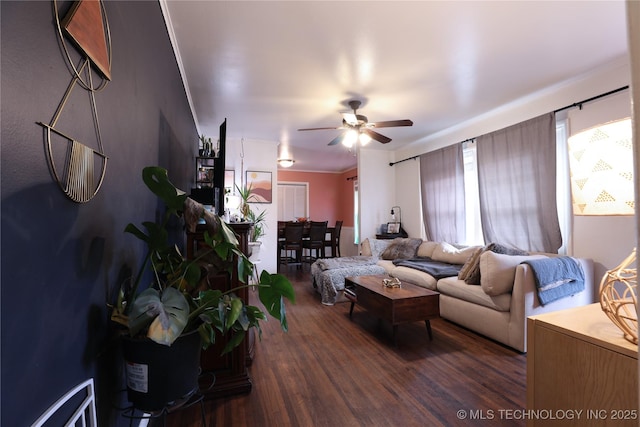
161, 268, 527, 427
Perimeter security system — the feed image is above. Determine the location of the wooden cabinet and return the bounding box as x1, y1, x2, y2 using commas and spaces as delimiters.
527, 304, 638, 427
186, 222, 254, 398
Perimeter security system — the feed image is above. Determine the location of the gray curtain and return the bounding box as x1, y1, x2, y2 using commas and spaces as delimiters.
476, 112, 562, 252
420, 144, 465, 243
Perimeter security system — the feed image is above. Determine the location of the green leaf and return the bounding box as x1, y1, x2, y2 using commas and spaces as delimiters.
218, 220, 240, 247
257, 272, 295, 332
222, 330, 246, 354
128, 287, 189, 346
225, 296, 243, 330
142, 166, 187, 212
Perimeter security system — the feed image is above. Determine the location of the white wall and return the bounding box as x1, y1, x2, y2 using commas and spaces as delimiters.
626, 0, 640, 352
225, 137, 279, 273
358, 148, 395, 241
392, 158, 424, 240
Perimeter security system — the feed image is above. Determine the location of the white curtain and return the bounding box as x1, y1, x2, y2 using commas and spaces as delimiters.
476, 113, 562, 252
419, 144, 466, 244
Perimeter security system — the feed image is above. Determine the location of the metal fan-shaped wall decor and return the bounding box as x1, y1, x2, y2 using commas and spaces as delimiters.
37, 0, 111, 203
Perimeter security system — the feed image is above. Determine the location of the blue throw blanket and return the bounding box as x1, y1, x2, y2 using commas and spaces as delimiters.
522, 257, 585, 305
393, 257, 462, 280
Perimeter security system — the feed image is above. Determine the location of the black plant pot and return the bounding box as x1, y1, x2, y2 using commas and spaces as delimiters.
122, 330, 202, 412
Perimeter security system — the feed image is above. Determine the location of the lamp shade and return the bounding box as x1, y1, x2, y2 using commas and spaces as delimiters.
568, 118, 634, 215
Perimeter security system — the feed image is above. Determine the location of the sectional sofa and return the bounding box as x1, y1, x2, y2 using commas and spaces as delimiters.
311, 237, 594, 352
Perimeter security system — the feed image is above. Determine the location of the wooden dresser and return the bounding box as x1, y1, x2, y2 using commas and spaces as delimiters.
527, 303, 638, 426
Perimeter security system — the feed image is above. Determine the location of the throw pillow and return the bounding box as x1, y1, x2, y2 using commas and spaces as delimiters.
431, 242, 479, 265
380, 238, 423, 260
369, 238, 393, 258
480, 251, 546, 296
464, 242, 530, 285
458, 247, 482, 280
360, 238, 372, 256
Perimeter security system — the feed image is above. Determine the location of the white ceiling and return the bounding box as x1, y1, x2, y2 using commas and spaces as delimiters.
161, 0, 629, 172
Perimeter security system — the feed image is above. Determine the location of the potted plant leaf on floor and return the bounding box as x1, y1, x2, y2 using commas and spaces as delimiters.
110, 166, 295, 413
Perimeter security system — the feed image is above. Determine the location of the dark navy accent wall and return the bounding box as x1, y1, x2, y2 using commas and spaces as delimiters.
1, 1, 198, 425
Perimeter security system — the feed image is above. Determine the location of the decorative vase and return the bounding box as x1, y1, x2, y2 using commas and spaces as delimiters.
248, 241, 262, 262
122, 330, 202, 412
599, 249, 638, 345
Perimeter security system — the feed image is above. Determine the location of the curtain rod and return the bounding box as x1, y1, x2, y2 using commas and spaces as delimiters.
389, 86, 630, 167
389, 156, 419, 167
553, 85, 629, 113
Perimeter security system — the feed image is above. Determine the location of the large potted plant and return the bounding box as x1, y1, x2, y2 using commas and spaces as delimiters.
110, 166, 295, 412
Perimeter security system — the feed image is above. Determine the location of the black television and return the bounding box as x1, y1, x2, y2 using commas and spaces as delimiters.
212, 118, 226, 215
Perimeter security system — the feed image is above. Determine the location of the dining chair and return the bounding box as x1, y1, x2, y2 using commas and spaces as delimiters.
279, 221, 305, 271
303, 220, 328, 266
324, 220, 343, 258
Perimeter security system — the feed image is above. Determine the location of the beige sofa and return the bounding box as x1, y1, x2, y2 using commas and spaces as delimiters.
360, 238, 595, 352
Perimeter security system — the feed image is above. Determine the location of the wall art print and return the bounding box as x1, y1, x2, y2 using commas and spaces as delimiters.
246, 171, 272, 203
224, 170, 235, 193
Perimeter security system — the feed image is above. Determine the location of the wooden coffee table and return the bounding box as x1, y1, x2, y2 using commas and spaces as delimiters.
345, 275, 440, 345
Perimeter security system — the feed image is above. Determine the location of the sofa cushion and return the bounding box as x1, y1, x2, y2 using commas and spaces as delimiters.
388, 266, 438, 290
480, 252, 546, 296
380, 238, 422, 260
376, 259, 396, 274
437, 276, 511, 311
361, 238, 392, 258
431, 242, 478, 265
416, 241, 439, 258
464, 242, 530, 285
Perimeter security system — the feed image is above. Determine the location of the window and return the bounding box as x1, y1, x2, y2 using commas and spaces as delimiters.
556, 118, 572, 254
460, 117, 574, 251
353, 179, 359, 244
462, 140, 483, 246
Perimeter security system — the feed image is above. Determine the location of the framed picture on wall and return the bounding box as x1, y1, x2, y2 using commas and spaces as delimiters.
387, 222, 400, 234
246, 170, 272, 203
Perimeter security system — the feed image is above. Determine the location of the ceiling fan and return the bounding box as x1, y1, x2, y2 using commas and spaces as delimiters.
298, 100, 413, 146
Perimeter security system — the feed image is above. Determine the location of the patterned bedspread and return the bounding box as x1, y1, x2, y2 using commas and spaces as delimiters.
311, 256, 386, 305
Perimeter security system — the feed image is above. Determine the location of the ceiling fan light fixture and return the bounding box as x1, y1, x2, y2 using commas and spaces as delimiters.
359, 132, 372, 145
278, 158, 295, 168
343, 129, 358, 148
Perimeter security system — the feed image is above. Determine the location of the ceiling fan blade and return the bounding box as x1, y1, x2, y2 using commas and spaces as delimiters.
342, 112, 358, 126
328, 132, 346, 146
298, 126, 343, 131
370, 119, 414, 128
363, 129, 392, 144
